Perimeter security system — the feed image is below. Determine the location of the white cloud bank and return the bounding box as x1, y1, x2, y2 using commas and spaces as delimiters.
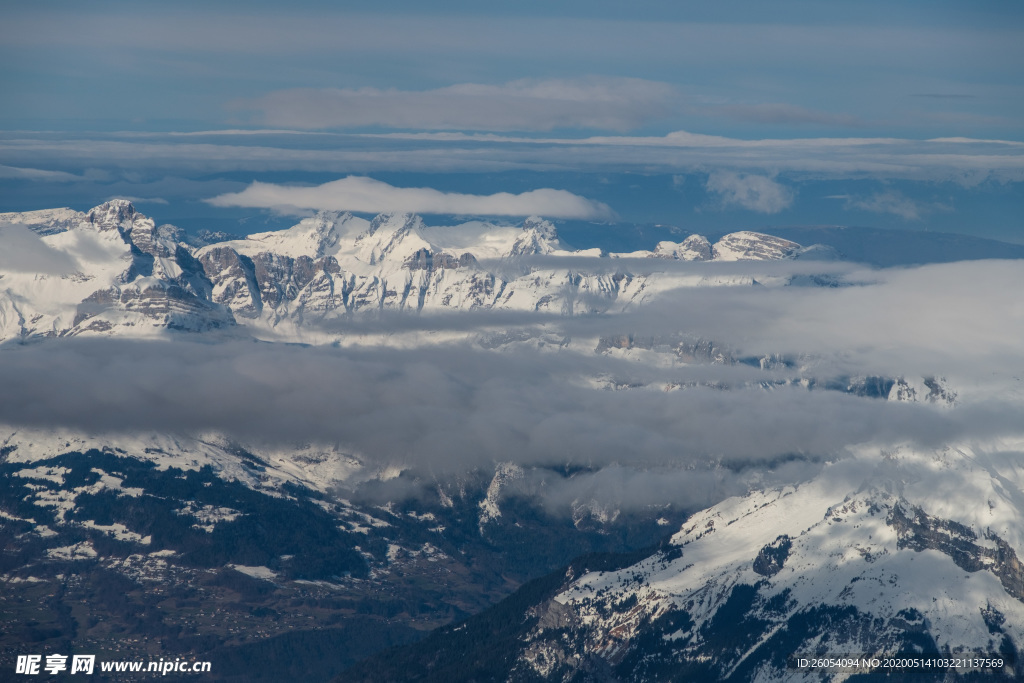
0, 223, 79, 274
206, 176, 614, 219
0, 164, 83, 182
705, 171, 794, 213
705, 103, 862, 127
240, 78, 677, 132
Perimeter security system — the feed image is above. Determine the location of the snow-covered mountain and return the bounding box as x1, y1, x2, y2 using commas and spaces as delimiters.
0, 423, 685, 681
0, 201, 809, 342
190, 209, 807, 336
513, 442, 1024, 681
0, 201, 232, 340
348, 441, 1024, 682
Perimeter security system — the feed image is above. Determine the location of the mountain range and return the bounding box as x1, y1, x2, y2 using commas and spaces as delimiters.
1, 201, 1022, 681
1, 200, 823, 342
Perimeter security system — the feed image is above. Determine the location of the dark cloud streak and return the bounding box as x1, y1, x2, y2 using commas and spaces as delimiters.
0, 339, 1015, 476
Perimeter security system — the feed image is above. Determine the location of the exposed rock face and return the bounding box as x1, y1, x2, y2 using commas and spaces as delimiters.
890, 504, 1024, 602
72, 282, 232, 333
596, 334, 733, 364
652, 234, 713, 261
85, 198, 141, 233
712, 231, 802, 261
752, 535, 792, 577
889, 376, 958, 406
197, 247, 263, 318
403, 248, 478, 271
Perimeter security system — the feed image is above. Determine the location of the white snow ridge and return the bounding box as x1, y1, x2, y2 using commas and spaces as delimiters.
0, 201, 807, 343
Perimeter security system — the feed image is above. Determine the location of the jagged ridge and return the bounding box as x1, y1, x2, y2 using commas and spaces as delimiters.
0, 201, 811, 342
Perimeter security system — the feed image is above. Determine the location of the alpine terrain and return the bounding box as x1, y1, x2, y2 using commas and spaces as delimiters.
1, 201, 1022, 682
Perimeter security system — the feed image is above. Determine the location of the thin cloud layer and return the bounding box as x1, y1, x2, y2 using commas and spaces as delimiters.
0, 223, 79, 274
0, 340, 1000, 470
705, 103, 862, 127
5, 8, 1021, 142
838, 190, 941, 221
558, 259, 1024, 378
242, 78, 678, 132
705, 171, 794, 213
206, 176, 614, 219
0, 165, 83, 182
7, 131, 1019, 183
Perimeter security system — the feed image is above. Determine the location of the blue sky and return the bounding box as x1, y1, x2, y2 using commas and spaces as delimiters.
1, 1, 1022, 244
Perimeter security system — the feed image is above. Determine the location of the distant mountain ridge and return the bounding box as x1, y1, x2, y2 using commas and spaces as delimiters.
0, 200, 813, 342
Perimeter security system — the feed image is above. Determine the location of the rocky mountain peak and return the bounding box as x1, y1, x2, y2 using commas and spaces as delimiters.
86, 199, 140, 233
306, 211, 352, 257
712, 231, 802, 261
366, 212, 421, 237
652, 234, 712, 261
512, 216, 560, 256
522, 216, 558, 240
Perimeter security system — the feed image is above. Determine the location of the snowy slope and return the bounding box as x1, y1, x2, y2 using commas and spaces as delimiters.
0, 426, 366, 495
513, 441, 1024, 681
